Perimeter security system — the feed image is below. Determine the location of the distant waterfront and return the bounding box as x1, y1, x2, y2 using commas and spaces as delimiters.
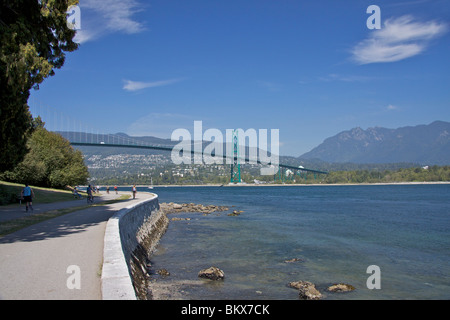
105, 181, 450, 189
134, 184, 450, 300
86, 164, 450, 187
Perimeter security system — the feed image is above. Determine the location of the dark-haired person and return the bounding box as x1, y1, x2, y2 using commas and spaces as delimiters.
21, 184, 35, 212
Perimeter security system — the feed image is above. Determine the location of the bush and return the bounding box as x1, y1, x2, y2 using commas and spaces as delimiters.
0, 184, 21, 205
3, 125, 89, 188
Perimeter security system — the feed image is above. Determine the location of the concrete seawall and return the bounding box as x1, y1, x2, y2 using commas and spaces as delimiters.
101, 193, 169, 300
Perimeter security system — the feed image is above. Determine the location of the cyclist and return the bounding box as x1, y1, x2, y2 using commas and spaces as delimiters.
87, 185, 94, 203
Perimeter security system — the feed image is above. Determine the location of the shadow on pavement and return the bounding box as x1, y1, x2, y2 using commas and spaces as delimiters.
0, 198, 134, 244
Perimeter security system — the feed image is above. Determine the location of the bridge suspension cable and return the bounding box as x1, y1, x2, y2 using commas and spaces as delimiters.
28, 98, 329, 180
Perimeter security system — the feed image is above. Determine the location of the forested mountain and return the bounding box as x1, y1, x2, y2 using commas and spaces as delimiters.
56, 121, 450, 185
300, 121, 450, 165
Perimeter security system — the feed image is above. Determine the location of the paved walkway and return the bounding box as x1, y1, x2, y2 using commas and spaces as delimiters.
0, 191, 152, 300
0, 193, 119, 223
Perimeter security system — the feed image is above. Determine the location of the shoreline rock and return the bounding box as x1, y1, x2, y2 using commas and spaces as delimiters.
227, 210, 243, 216
289, 281, 322, 300
170, 217, 191, 221
198, 266, 225, 280
160, 202, 229, 214
157, 269, 170, 277
284, 258, 302, 263
327, 283, 355, 293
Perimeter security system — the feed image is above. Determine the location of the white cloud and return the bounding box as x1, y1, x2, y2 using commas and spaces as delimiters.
352, 16, 447, 64
72, 30, 92, 44
387, 104, 399, 111
123, 78, 183, 92
318, 73, 374, 82
74, 0, 146, 43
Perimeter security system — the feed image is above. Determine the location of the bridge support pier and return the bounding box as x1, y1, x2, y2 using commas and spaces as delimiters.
230, 130, 241, 183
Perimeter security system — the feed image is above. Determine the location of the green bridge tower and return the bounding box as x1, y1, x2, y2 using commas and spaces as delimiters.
230, 129, 241, 183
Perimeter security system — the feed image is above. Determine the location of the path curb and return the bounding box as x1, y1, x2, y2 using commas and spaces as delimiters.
101, 194, 159, 300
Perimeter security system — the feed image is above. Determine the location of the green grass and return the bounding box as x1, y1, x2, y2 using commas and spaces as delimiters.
0, 181, 79, 205
0, 194, 131, 237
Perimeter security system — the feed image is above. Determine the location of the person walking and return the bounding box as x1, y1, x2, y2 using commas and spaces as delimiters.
73, 186, 82, 199
21, 184, 35, 212
132, 185, 137, 199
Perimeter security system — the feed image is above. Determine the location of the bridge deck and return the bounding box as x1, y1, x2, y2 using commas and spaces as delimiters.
70, 142, 329, 175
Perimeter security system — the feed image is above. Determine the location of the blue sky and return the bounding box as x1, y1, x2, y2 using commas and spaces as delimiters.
29, 0, 450, 156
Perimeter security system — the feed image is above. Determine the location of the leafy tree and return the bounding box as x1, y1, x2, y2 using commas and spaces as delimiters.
3, 118, 89, 188
0, 0, 79, 171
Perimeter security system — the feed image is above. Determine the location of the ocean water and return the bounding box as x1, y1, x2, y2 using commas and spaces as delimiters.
136, 184, 450, 300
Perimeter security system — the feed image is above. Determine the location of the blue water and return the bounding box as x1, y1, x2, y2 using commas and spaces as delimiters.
137, 184, 450, 300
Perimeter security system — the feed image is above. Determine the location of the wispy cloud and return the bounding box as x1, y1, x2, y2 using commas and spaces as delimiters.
351, 15, 447, 64
386, 104, 399, 111
74, 0, 146, 43
123, 78, 183, 92
318, 73, 375, 82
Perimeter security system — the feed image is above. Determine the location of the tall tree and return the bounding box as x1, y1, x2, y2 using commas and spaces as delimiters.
0, 0, 79, 171
3, 118, 89, 188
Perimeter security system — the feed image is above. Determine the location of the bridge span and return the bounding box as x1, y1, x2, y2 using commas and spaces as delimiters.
70, 141, 329, 183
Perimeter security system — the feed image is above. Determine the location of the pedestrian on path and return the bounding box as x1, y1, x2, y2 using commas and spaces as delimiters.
21, 184, 35, 212
132, 185, 137, 199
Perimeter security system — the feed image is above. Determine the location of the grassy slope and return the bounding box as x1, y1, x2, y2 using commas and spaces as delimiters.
0, 194, 131, 237
0, 181, 131, 236
0, 181, 80, 205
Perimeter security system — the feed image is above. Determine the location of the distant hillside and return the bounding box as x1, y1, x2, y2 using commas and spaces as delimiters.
300, 121, 450, 165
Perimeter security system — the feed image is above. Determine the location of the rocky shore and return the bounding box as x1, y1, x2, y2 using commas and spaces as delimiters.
288, 281, 355, 300
151, 201, 356, 300
159, 202, 229, 214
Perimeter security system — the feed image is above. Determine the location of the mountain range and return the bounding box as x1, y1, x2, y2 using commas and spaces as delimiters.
299, 121, 450, 165
60, 120, 450, 168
